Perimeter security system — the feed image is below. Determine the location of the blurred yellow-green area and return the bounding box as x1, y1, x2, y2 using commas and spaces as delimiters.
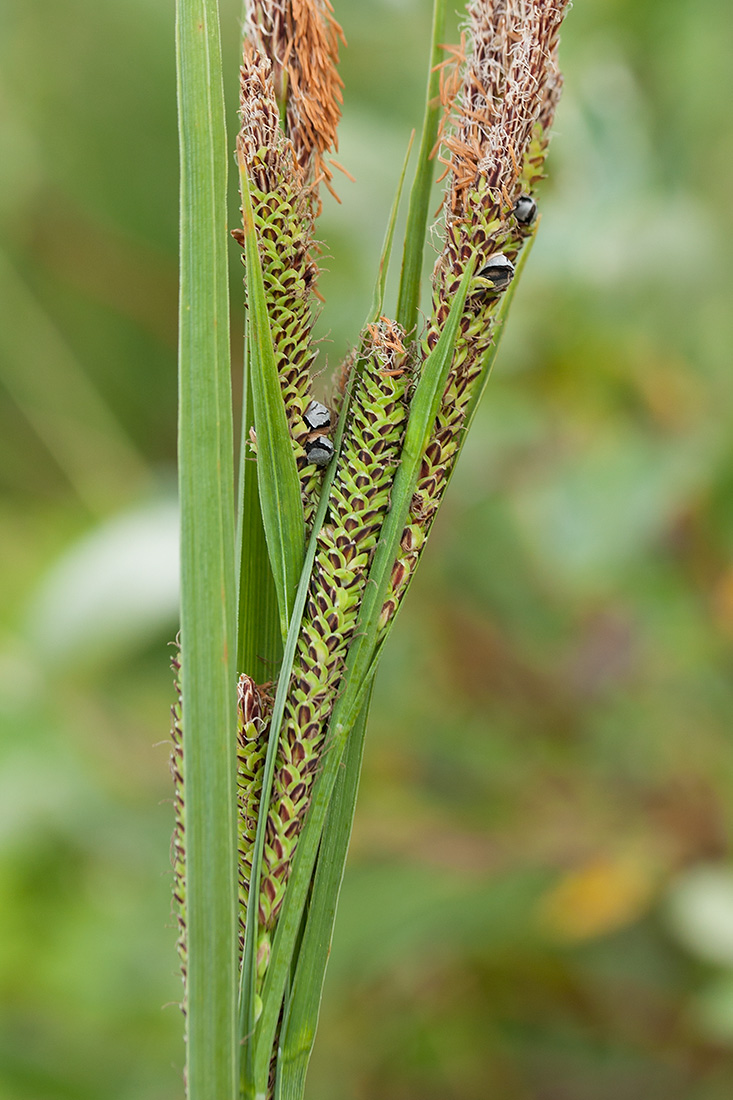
1, 0, 733, 1096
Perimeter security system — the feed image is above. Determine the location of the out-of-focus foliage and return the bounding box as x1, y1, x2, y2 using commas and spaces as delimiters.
1, 0, 732, 1097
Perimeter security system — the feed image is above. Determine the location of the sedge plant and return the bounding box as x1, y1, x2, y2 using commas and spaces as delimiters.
173, 0, 570, 1097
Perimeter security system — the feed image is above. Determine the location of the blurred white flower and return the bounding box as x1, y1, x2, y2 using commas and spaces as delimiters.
24, 497, 179, 666
665, 864, 733, 967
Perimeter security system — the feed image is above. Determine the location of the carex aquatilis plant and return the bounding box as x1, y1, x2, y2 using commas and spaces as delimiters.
173, 0, 570, 1097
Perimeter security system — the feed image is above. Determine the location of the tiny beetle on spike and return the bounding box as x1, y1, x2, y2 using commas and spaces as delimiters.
475, 254, 515, 293
513, 194, 537, 226
305, 435, 335, 468
303, 399, 332, 433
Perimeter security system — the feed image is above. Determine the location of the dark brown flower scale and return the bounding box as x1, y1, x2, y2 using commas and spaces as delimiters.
234, 43, 324, 527
169, 656, 187, 1008
255, 320, 411, 953
379, 0, 569, 633
235, 674, 273, 977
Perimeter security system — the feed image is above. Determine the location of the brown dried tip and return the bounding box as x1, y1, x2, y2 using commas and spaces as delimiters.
245, 0, 345, 196
237, 39, 305, 197
440, 0, 569, 214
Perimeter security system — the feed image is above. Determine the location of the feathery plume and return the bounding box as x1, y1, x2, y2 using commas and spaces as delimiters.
245, 0, 345, 198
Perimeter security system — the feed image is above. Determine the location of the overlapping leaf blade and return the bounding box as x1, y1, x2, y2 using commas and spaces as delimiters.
176, 0, 238, 1096
395, 0, 447, 336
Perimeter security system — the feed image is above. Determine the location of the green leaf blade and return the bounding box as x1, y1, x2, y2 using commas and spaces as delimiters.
176, 0, 238, 1097
239, 386, 354, 1097
367, 130, 415, 325
395, 0, 447, 336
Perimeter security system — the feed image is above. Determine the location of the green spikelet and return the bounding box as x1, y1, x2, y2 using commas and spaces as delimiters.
379, 0, 569, 631
235, 42, 324, 527
378, 187, 523, 628
256, 318, 411, 964
169, 654, 187, 1012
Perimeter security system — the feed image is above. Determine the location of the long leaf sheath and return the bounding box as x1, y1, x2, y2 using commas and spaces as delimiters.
240, 319, 411, 981
234, 44, 324, 527
379, 0, 569, 632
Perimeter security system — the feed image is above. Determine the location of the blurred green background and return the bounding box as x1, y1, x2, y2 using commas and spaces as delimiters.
1, 0, 733, 1096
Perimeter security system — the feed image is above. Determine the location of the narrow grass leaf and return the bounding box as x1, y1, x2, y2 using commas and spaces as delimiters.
367, 130, 414, 325
330, 255, 478, 720
255, 261, 476, 1078
238, 151, 306, 640
395, 0, 447, 336
176, 0, 237, 1097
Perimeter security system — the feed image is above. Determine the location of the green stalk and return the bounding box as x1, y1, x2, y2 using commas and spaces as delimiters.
176, 0, 237, 1096
395, 0, 447, 336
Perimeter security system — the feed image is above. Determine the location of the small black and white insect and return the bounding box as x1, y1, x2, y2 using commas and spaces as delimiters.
305, 435, 335, 468
513, 194, 537, 226
475, 254, 515, 293
303, 399, 332, 433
